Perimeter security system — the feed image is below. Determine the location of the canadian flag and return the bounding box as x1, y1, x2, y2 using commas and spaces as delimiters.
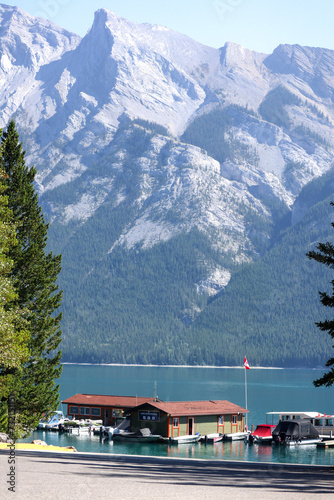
244, 357, 250, 369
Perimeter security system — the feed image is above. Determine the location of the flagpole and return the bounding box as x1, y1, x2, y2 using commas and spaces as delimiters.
245, 362, 248, 431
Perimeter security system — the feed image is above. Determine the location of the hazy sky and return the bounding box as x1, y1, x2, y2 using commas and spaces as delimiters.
3, 0, 334, 54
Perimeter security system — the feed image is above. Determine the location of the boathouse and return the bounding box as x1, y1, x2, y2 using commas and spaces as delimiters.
62, 394, 159, 426
126, 400, 248, 438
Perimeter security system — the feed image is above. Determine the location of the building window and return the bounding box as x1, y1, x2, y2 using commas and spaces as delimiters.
218, 415, 225, 433
232, 415, 238, 425
91, 408, 101, 416
69, 406, 79, 415
173, 418, 179, 428
80, 407, 90, 416
112, 409, 124, 417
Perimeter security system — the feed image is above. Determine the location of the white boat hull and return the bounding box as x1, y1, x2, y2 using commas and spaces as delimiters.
203, 433, 223, 443
169, 434, 201, 444
285, 439, 322, 446
224, 432, 249, 441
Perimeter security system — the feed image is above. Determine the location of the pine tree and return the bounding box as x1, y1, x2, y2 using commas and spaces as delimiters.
1, 120, 63, 436
0, 167, 30, 437
307, 202, 334, 387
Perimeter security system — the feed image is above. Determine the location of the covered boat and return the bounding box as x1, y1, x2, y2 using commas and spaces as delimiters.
249, 424, 276, 444
272, 418, 320, 445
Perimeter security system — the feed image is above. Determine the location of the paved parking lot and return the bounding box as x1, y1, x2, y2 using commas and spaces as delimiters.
1, 450, 333, 499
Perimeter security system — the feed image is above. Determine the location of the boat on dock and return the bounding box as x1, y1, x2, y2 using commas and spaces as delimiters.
68, 425, 92, 435
266, 411, 334, 440
272, 418, 321, 445
112, 427, 161, 442
317, 439, 334, 448
223, 431, 249, 441
202, 433, 223, 443
38, 411, 66, 430
169, 433, 201, 444
248, 424, 276, 444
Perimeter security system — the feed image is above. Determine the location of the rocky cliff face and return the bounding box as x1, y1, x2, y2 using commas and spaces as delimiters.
1, 5, 334, 354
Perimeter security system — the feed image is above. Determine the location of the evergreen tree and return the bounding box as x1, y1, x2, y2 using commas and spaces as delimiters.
1, 120, 62, 436
307, 201, 334, 387
0, 168, 30, 437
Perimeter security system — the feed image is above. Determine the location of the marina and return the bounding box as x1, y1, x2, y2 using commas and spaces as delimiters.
19, 364, 334, 465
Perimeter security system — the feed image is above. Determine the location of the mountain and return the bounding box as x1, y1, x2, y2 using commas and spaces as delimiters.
1, 4, 334, 366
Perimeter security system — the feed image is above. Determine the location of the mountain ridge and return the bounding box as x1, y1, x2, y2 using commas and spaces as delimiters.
0, 4, 334, 365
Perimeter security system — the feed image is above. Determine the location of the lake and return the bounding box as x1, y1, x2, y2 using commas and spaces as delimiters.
23, 364, 334, 465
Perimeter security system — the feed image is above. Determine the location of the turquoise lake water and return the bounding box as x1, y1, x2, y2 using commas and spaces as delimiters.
22, 364, 334, 465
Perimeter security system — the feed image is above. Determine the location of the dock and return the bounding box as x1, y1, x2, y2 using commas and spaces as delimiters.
317, 440, 334, 448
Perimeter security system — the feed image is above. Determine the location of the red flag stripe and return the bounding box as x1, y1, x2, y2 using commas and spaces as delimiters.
244, 357, 250, 369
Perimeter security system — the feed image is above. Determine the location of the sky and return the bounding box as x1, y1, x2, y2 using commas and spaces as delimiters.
2, 0, 334, 54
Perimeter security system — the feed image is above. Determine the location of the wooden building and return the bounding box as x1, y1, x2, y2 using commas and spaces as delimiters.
62, 394, 158, 426
127, 400, 248, 438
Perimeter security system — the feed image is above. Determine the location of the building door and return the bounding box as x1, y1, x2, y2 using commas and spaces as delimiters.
188, 417, 195, 435
104, 409, 109, 425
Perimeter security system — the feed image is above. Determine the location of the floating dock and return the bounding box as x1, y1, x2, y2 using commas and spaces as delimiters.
317, 440, 334, 448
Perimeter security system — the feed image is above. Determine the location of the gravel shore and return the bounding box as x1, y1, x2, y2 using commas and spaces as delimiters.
1, 449, 333, 499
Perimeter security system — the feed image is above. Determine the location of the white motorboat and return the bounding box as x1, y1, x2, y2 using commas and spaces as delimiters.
38, 411, 65, 430
202, 433, 223, 443
223, 431, 250, 441
169, 434, 201, 444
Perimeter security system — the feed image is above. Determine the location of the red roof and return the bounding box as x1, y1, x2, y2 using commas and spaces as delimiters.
130, 400, 248, 416
62, 394, 157, 408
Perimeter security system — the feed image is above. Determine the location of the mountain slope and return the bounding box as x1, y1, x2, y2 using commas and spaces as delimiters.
1, 4, 334, 365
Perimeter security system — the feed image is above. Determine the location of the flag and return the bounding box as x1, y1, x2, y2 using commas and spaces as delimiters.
244, 357, 250, 369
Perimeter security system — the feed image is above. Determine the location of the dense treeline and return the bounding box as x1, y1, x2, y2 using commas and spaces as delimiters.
180, 106, 259, 165
259, 86, 302, 128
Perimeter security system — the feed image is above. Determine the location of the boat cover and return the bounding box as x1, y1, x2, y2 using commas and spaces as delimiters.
272, 419, 319, 443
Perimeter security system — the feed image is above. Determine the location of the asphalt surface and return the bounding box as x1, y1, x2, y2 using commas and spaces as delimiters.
1, 449, 333, 499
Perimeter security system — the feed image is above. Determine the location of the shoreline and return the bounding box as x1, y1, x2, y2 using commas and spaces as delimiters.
2, 447, 333, 470
62, 362, 324, 370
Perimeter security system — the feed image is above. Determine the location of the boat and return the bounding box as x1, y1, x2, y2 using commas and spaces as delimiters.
38, 411, 65, 430
266, 411, 334, 439
272, 418, 321, 445
223, 431, 249, 441
248, 424, 276, 444
266, 411, 323, 424
169, 433, 201, 444
37, 414, 51, 430
202, 433, 223, 443
108, 415, 131, 439
68, 424, 92, 435
112, 427, 161, 442
312, 414, 334, 438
